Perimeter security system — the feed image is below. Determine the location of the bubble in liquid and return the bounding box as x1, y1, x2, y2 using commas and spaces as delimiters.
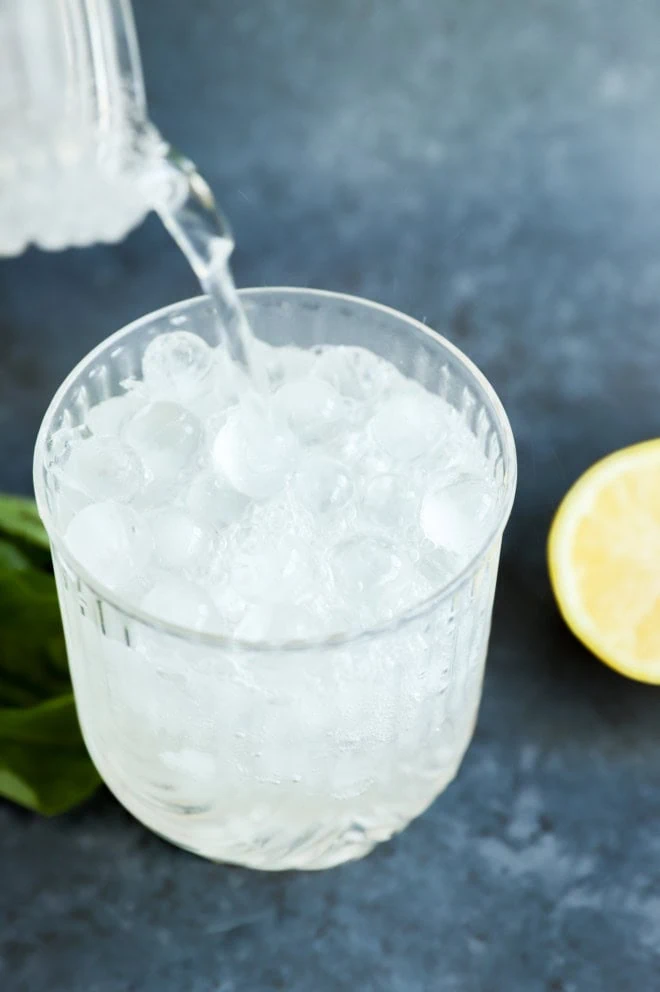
124, 401, 202, 484
142, 330, 215, 401
64, 501, 152, 591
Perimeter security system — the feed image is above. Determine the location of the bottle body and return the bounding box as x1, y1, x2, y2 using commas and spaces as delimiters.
0, 0, 155, 254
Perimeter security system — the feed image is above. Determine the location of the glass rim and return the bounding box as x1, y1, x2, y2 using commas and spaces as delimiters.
33, 286, 517, 655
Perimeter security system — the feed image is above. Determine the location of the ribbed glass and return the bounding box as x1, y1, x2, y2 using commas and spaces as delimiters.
0, 0, 156, 254
34, 289, 516, 870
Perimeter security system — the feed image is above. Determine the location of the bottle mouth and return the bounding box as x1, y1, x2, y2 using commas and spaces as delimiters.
33, 287, 517, 655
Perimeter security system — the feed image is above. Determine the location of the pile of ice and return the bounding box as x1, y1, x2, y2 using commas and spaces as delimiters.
50, 331, 495, 642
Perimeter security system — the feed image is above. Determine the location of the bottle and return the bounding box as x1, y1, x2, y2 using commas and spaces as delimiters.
0, 0, 164, 255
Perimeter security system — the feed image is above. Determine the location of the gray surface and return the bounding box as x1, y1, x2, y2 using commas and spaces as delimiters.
2, 0, 660, 988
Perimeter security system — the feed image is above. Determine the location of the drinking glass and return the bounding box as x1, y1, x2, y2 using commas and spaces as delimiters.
34, 289, 516, 870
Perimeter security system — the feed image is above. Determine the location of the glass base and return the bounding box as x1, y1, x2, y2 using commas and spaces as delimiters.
93, 751, 464, 871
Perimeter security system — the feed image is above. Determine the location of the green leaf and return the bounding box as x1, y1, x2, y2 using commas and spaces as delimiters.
0, 494, 52, 571
0, 695, 101, 815
0, 506, 102, 814
0, 494, 50, 549
0, 539, 31, 571
0, 568, 70, 707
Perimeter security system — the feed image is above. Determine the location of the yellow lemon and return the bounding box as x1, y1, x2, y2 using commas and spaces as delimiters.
548, 439, 660, 684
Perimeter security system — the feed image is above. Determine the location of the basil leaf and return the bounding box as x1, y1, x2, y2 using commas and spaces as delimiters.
0, 494, 52, 571
0, 494, 50, 549
0, 568, 70, 707
0, 539, 31, 572
0, 695, 101, 815
0, 497, 102, 815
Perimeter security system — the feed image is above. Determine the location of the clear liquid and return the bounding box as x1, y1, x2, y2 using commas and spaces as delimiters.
150, 148, 264, 388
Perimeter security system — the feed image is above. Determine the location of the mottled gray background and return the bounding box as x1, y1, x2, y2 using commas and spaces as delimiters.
2, 1, 660, 989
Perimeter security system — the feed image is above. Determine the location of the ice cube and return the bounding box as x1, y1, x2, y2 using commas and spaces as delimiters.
267, 604, 318, 641
186, 470, 250, 529
313, 345, 391, 402
119, 376, 148, 397
292, 454, 354, 516
140, 577, 219, 633
369, 392, 444, 462
200, 408, 231, 448
330, 535, 403, 596
260, 343, 315, 389
235, 603, 317, 642
416, 545, 462, 587
188, 349, 248, 423
48, 425, 89, 466
277, 538, 318, 602
87, 393, 142, 437
149, 507, 215, 574
142, 330, 214, 401
230, 536, 314, 605
332, 427, 392, 479
273, 378, 349, 444
361, 473, 420, 533
60, 436, 144, 503
230, 553, 277, 602
234, 605, 272, 641
47, 429, 89, 526
209, 577, 249, 627
214, 347, 251, 401
51, 479, 90, 530
188, 389, 230, 431
64, 501, 152, 591
420, 473, 494, 555
123, 401, 202, 485
212, 393, 299, 500
377, 561, 434, 619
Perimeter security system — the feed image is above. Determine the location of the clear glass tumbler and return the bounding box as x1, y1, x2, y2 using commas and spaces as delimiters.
34, 289, 516, 871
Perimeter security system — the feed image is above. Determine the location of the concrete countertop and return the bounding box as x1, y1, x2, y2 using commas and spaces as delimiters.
1, 1, 660, 988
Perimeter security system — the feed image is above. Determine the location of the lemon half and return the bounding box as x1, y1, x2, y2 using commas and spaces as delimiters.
548, 439, 660, 684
